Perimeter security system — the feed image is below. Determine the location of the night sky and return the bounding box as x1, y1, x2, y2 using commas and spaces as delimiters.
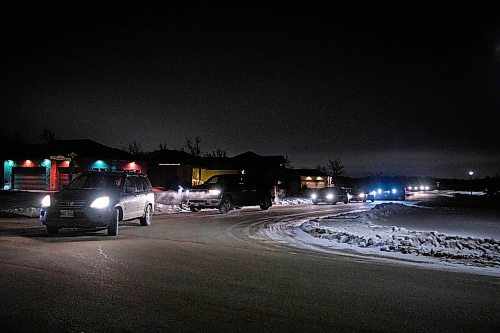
1, 3, 499, 178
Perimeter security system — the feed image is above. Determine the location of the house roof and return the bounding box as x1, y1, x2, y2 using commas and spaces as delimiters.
146, 150, 286, 170
146, 149, 198, 165
231, 151, 286, 168
4, 139, 133, 160
286, 168, 329, 177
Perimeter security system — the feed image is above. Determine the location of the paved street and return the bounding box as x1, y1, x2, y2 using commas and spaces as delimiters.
0, 204, 499, 332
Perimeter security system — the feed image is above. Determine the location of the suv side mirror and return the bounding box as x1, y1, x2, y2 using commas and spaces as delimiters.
125, 186, 136, 194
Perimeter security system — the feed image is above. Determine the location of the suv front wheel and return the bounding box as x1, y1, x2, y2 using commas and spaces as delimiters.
140, 204, 153, 226
259, 197, 272, 210
108, 208, 119, 236
219, 196, 232, 214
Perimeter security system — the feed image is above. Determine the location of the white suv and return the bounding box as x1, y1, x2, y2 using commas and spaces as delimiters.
40, 171, 155, 236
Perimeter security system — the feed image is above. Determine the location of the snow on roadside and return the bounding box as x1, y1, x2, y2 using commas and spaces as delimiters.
274, 197, 312, 205
299, 203, 500, 269
155, 203, 192, 214
0, 207, 40, 218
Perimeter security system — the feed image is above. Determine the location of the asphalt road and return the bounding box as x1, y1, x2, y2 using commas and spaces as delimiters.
0, 204, 498, 332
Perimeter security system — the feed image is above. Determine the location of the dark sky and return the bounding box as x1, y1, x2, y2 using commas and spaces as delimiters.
1, 3, 499, 178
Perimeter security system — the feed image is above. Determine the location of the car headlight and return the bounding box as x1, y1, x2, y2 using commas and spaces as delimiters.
359, 193, 365, 198
90, 196, 110, 209
420, 186, 425, 191
311, 193, 317, 200
208, 189, 221, 196
425, 186, 429, 190
326, 193, 334, 200
370, 191, 377, 196
391, 188, 397, 194
408, 186, 412, 190
377, 189, 382, 194
41, 195, 51, 208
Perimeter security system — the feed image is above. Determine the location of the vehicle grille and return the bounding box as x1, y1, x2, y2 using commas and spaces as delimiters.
55, 200, 86, 208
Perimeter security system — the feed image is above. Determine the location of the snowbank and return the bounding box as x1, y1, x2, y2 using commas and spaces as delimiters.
299, 203, 500, 269
274, 197, 312, 205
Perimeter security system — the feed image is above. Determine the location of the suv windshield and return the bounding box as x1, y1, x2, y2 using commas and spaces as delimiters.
67, 174, 123, 190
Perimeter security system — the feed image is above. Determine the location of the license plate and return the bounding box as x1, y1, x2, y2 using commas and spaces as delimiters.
60, 210, 74, 218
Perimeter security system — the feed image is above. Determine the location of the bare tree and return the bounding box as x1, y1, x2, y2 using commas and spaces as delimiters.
328, 157, 344, 178
284, 155, 292, 168
316, 165, 327, 173
39, 128, 56, 143
183, 136, 202, 157
204, 149, 227, 158
126, 140, 143, 155
158, 143, 168, 150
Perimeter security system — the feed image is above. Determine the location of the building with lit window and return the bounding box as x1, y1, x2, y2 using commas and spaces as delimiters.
284, 169, 331, 195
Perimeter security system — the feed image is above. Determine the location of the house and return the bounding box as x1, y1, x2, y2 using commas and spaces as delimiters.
2, 140, 144, 191
284, 169, 331, 195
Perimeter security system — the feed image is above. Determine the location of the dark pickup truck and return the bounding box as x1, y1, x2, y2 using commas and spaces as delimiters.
184, 174, 274, 214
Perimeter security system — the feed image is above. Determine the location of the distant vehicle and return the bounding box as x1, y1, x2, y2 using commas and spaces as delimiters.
344, 187, 374, 203
184, 174, 274, 214
311, 187, 349, 205
407, 185, 430, 191
40, 171, 155, 236
369, 185, 406, 201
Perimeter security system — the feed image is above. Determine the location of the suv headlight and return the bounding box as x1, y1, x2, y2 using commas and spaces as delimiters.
208, 189, 221, 196
90, 196, 110, 209
359, 193, 365, 198
326, 193, 334, 200
41, 195, 51, 208
311, 193, 317, 200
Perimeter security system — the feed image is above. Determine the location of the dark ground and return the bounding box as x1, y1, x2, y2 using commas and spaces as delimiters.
0, 202, 498, 332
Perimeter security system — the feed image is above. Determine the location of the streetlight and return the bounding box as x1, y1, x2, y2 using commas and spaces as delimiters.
468, 171, 474, 196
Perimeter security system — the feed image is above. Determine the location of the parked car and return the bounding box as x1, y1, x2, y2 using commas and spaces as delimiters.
40, 171, 155, 236
184, 174, 274, 214
369, 185, 406, 201
311, 187, 349, 205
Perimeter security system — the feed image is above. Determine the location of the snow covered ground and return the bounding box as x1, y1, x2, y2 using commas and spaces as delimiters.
261, 203, 500, 276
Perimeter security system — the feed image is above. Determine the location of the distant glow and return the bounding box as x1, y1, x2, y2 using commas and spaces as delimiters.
370, 191, 377, 196
468, 171, 474, 176
311, 193, 317, 200
305, 176, 312, 180
408, 186, 412, 190
377, 189, 382, 194
22, 160, 35, 167
316, 177, 323, 181
359, 193, 365, 198
326, 193, 334, 200
91, 160, 108, 170
40, 159, 50, 167
159, 163, 181, 166
41, 195, 51, 207
420, 186, 425, 191
90, 196, 110, 209
391, 188, 397, 194
125, 161, 141, 171
3, 185, 10, 190
425, 186, 429, 191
